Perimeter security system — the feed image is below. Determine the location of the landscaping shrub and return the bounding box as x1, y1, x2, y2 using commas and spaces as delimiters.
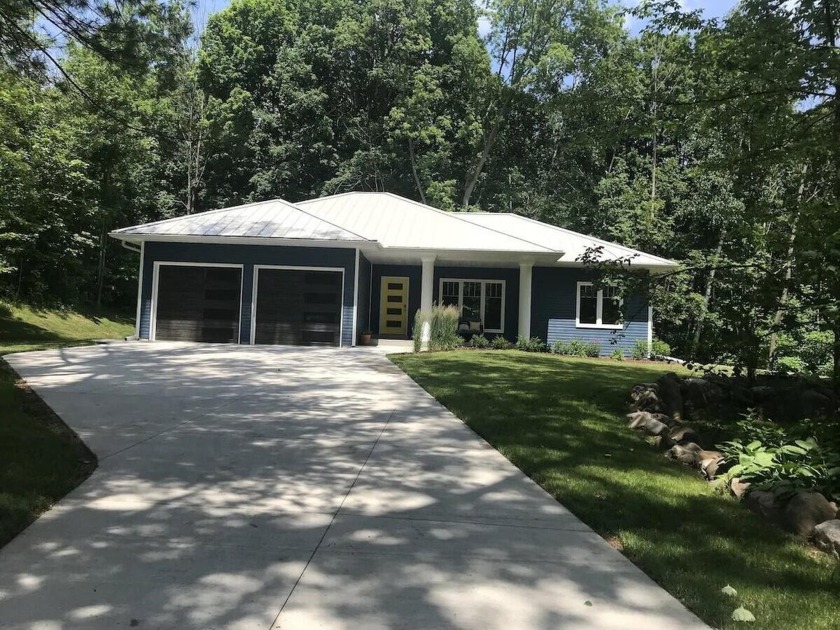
550, 340, 570, 355
611, 348, 624, 361
718, 411, 840, 502
471, 334, 490, 349
516, 335, 545, 352
719, 437, 840, 502
491, 335, 512, 350
583, 341, 601, 357
651, 338, 671, 357
412, 310, 423, 352
412, 306, 461, 351
428, 305, 460, 351
632, 339, 650, 360
566, 339, 585, 356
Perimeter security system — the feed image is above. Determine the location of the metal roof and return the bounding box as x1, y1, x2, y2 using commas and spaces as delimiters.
110, 198, 370, 242
455, 212, 677, 268
297, 192, 555, 254
110, 192, 676, 268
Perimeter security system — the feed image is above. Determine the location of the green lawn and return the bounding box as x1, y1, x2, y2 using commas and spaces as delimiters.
0, 362, 96, 548
392, 350, 838, 630
0, 301, 131, 548
0, 301, 135, 356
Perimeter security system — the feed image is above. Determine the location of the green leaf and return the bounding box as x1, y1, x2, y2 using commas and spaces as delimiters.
732, 607, 756, 622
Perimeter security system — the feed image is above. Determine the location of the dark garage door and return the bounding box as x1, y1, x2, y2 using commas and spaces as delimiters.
254, 269, 342, 346
155, 265, 242, 342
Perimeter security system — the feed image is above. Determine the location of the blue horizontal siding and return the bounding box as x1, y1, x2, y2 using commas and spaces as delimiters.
532, 267, 649, 356
139, 242, 356, 347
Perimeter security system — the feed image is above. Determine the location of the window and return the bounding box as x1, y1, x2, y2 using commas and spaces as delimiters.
576, 282, 622, 328
438, 279, 506, 333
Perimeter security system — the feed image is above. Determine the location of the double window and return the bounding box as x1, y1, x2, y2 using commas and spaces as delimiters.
440, 279, 505, 332
576, 282, 622, 328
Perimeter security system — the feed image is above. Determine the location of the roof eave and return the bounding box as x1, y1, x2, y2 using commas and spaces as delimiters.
108, 233, 375, 247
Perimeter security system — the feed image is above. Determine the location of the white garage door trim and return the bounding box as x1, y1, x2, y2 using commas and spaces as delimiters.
150, 261, 245, 342
250, 265, 346, 346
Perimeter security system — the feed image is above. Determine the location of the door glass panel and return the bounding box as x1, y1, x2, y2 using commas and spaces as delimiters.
387, 282, 403, 290
387, 295, 401, 303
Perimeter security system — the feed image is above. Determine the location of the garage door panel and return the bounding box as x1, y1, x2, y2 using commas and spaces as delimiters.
155, 266, 241, 343
255, 269, 342, 346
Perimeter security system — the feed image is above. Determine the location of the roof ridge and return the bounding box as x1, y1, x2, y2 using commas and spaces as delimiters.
290, 200, 372, 242
302, 192, 559, 254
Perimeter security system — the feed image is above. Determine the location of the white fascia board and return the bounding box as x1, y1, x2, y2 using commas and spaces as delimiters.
108, 233, 375, 248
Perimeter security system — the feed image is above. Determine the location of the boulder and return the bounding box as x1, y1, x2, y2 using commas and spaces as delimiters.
730, 477, 752, 500
782, 490, 838, 537
683, 377, 723, 410
668, 425, 700, 445
631, 388, 662, 412
800, 390, 833, 419
813, 519, 840, 559
700, 456, 731, 480
628, 415, 670, 436
657, 372, 685, 421
750, 385, 774, 402
744, 490, 785, 527
667, 443, 701, 466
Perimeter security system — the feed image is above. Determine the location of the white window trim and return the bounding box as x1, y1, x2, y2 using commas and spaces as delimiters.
250, 265, 345, 346
150, 261, 245, 343
575, 281, 623, 329
438, 278, 506, 333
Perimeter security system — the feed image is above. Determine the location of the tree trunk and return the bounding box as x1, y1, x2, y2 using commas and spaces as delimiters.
462, 116, 501, 208
407, 138, 426, 205
691, 232, 725, 356
768, 165, 806, 363
95, 220, 106, 308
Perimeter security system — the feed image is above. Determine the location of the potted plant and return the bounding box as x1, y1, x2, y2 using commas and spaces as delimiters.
359, 330, 373, 346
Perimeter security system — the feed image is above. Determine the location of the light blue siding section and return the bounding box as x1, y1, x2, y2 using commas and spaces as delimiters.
531, 267, 649, 356
139, 242, 356, 347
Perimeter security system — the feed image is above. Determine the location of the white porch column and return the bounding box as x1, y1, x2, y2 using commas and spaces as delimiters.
518, 261, 533, 340
420, 255, 436, 344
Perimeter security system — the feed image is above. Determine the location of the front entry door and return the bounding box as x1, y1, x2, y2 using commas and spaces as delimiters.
380, 276, 409, 337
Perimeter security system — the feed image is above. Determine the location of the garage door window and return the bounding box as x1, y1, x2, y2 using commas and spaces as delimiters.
155, 265, 242, 343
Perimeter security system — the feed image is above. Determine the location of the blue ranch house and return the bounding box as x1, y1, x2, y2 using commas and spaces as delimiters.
110, 192, 676, 354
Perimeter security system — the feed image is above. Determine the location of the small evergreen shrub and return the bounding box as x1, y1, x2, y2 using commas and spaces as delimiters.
632, 339, 650, 360
516, 335, 545, 352
471, 334, 490, 349
491, 335, 513, 350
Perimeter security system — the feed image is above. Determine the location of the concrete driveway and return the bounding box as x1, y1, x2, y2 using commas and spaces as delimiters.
1, 343, 707, 630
